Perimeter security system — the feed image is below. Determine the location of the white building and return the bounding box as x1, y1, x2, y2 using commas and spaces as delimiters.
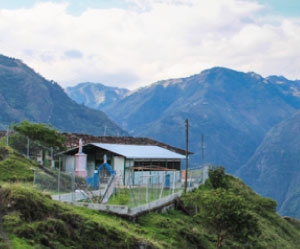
62, 142, 186, 187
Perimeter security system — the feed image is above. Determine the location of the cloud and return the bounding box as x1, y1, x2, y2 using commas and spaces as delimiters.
64, 49, 83, 59
0, 0, 299, 90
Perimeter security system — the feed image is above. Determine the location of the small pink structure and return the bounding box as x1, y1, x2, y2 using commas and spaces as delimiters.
75, 139, 87, 177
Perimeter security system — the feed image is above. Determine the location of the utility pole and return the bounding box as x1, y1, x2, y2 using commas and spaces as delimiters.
201, 134, 205, 185
104, 125, 107, 136
201, 134, 205, 167
184, 119, 189, 193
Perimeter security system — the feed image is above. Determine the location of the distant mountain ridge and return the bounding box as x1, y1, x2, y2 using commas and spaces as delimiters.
67, 67, 300, 172
65, 82, 130, 110
237, 109, 300, 218
0, 54, 127, 136
101, 67, 299, 172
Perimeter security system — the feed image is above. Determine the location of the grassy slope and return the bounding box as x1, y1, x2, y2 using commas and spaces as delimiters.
222, 176, 300, 248
0, 146, 35, 182
1, 144, 300, 249
137, 176, 300, 249
0, 184, 158, 249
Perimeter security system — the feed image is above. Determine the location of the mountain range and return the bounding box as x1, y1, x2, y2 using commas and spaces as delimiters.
67, 68, 299, 170
67, 68, 300, 218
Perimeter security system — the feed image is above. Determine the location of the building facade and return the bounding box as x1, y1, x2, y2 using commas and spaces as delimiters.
62, 142, 186, 187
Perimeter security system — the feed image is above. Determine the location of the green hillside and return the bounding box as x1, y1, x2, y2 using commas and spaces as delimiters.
0, 146, 37, 182
1, 144, 300, 248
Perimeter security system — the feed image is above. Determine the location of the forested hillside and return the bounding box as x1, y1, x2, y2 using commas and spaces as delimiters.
0, 55, 127, 136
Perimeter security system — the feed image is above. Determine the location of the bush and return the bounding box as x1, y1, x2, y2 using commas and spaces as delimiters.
257, 197, 277, 213
207, 166, 228, 189
3, 212, 22, 231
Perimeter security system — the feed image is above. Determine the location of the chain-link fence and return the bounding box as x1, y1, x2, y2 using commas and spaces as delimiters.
33, 166, 190, 207
125, 169, 181, 207
186, 165, 209, 187
33, 167, 101, 202
28, 164, 210, 207
30, 165, 207, 207
1, 131, 209, 207
3, 131, 59, 167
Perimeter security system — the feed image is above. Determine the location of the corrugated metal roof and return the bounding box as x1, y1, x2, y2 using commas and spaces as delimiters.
90, 143, 186, 159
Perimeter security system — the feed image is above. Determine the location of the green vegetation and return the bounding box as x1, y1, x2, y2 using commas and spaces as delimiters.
182, 167, 300, 248
207, 166, 228, 189
183, 167, 260, 248
1, 145, 300, 248
0, 184, 156, 249
12, 120, 66, 151
0, 146, 36, 182
108, 187, 181, 207
0, 142, 86, 196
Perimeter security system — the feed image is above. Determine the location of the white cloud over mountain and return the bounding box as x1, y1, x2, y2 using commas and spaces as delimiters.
0, 0, 299, 89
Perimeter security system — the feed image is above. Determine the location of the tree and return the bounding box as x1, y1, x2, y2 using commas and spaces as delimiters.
12, 120, 65, 151
208, 166, 227, 189
183, 188, 260, 249
205, 189, 259, 248
183, 166, 260, 248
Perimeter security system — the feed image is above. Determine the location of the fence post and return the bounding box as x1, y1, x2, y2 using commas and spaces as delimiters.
6, 127, 9, 146
58, 165, 61, 200
70, 172, 74, 202
27, 136, 30, 158
30, 168, 36, 184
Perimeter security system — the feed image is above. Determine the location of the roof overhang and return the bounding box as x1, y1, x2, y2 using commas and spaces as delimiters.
62, 143, 186, 160
90, 143, 186, 159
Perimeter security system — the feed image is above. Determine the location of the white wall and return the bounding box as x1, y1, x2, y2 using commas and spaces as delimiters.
64, 155, 75, 172
87, 154, 96, 177
125, 159, 134, 167
113, 156, 125, 185
113, 156, 124, 173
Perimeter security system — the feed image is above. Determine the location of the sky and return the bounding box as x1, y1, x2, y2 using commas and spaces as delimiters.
0, 0, 300, 90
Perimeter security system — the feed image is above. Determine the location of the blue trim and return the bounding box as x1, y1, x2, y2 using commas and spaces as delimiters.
93, 162, 116, 189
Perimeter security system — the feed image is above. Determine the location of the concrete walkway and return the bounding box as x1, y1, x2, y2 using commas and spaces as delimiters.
52, 189, 188, 217
52, 189, 102, 202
